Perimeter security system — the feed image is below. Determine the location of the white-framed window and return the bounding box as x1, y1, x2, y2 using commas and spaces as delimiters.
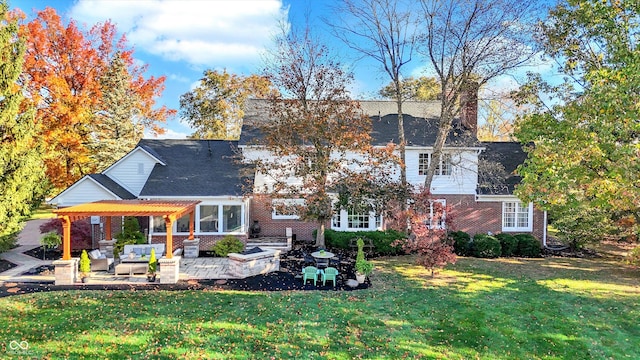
151, 203, 244, 234
502, 201, 533, 232
331, 208, 382, 231
428, 199, 447, 229
272, 199, 304, 219
418, 153, 452, 176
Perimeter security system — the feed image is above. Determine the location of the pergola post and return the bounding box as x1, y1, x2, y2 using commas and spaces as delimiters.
105, 217, 112, 240
61, 215, 71, 260
189, 211, 195, 240
164, 215, 174, 259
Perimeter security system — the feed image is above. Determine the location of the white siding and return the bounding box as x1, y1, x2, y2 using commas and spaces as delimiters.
405, 148, 479, 194
50, 178, 119, 207
104, 149, 160, 196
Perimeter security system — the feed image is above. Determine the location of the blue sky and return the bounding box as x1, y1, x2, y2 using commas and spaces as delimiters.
14, 0, 558, 138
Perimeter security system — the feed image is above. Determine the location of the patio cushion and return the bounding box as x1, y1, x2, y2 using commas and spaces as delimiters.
89, 249, 101, 260
173, 248, 183, 256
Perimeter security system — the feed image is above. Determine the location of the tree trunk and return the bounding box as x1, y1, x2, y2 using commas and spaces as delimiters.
315, 222, 326, 248
424, 96, 453, 190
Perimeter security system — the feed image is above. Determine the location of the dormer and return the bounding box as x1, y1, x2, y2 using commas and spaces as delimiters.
103, 145, 166, 196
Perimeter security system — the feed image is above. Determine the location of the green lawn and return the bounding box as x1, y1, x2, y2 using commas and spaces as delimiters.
1, 255, 638, 359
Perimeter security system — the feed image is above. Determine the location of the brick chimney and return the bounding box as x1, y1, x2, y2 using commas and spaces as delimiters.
459, 81, 479, 135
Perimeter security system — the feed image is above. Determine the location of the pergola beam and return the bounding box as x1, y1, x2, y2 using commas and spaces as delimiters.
54, 200, 201, 260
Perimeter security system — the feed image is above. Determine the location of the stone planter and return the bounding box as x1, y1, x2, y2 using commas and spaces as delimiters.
183, 238, 200, 258
228, 249, 281, 278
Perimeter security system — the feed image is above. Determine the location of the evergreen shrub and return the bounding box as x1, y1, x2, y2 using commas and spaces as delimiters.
471, 234, 501, 258
495, 233, 518, 257
514, 234, 541, 257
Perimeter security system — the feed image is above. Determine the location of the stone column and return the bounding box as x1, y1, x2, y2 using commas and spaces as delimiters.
159, 256, 180, 284
99, 239, 116, 258
53, 258, 79, 285
183, 238, 200, 258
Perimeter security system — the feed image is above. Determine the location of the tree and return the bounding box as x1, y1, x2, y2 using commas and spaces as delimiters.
418, 0, 539, 189
393, 189, 456, 276
179, 69, 273, 140
379, 76, 440, 101
17, 7, 174, 190
514, 0, 640, 246
328, 0, 418, 196
477, 99, 515, 141
88, 52, 140, 171
0, 1, 46, 251
257, 24, 394, 248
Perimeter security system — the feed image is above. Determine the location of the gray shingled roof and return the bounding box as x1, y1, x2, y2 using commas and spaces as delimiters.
239, 114, 475, 147
138, 139, 251, 197
478, 142, 527, 195
88, 174, 136, 199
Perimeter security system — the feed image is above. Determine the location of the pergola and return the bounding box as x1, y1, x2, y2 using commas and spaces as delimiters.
54, 200, 201, 260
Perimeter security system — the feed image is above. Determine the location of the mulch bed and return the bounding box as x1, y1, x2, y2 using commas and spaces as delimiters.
1, 245, 370, 298
0, 259, 17, 273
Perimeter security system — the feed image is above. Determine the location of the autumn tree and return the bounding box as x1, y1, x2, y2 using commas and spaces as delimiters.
379, 76, 440, 101
255, 24, 394, 248
17, 7, 173, 190
328, 0, 418, 195
0, 1, 46, 250
477, 99, 515, 141
180, 69, 272, 140
418, 0, 540, 189
514, 0, 640, 246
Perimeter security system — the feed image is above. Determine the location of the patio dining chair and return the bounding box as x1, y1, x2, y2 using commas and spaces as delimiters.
302, 266, 319, 286
322, 267, 339, 287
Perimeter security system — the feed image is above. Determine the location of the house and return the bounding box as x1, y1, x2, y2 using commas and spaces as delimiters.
49, 99, 547, 254
240, 99, 546, 242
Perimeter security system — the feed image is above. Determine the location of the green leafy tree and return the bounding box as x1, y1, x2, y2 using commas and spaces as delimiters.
88, 52, 141, 171
113, 217, 145, 255
179, 69, 272, 140
379, 76, 440, 101
0, 1, 46, 251
514, 0, 640, 245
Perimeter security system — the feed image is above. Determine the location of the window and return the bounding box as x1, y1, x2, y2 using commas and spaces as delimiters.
152, 216, 166, 233
418, 153, 429, 175
348, 209, 370, 229
223, 205, 242, 232
199, 205, 219, 232
503, 202, 533, 231
428, 199, 447, 229
176, 214, 190, 233
272, 199, 303, 219
418, 153, 452, 176
332, 213, 341, 228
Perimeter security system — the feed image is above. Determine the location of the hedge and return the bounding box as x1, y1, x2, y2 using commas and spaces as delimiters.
321, 229, 406, 255
448, 230, 472, 256
495, 233, 518, 257
471, 233, 501, 258
514, 234, 541, 257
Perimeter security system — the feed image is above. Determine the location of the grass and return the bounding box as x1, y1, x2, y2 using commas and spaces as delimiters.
1, 255, 639, 359
29, 204, 55, 220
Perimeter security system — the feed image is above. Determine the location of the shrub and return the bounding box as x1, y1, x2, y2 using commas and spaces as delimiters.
212, 235, 244, 257
40, 218, 92, 250
471, 234, 501, 258
448, 231, 471, 256
625, 246, 640, 267
323, 229, 406, 255
514, 234, 541, 257
114, 217, 146, 255
495, 233, 518, 257
148, 248, 158, 274
355, 238, 373, 275
79, 250, 91, 276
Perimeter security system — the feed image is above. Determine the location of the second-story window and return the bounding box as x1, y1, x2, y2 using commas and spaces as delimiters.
418, 153, 452, 176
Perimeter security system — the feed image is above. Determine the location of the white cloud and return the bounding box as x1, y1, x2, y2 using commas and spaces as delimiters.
70, 0, 288, 68
145, 127, 189, 139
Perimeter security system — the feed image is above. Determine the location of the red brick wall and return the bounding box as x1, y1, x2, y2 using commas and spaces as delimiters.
250, 195, 323, 241
250, 194, 545, 244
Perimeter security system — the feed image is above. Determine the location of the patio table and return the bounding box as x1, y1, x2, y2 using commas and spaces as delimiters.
311, 251, 334, 269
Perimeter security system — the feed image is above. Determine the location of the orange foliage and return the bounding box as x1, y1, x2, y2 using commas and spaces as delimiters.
16, 7, 174, 189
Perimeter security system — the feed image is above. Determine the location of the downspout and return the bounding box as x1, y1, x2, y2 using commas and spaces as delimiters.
543, 210, 548, 248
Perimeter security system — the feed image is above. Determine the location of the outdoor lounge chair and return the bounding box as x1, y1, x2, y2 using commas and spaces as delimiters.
322, 267, 338, 287
302, 266, 318, 286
